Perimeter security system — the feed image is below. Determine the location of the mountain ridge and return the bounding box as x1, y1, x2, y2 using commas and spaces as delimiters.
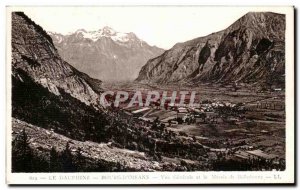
49, 27, 164, 81
136, 12, 285, 89
12, 12, 102, 105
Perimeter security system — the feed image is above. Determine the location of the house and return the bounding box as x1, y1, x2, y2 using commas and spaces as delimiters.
177, 107, 189, 119
178, 107, 188, 113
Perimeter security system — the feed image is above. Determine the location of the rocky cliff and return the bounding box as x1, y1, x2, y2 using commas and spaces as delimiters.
11, 12, 102, 106
49, 28, 164, 81
136, 12, 285, 88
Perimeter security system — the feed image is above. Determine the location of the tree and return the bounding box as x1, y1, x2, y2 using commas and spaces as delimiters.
49, 146, 61, 172
74, 147, 85, 172
115, 161, 123, 171
12, 129, 33, 172
61, 142, 76, 172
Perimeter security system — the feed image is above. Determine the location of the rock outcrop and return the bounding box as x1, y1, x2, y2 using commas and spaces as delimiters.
11, 12, 102, 105
136, 12, 285, 89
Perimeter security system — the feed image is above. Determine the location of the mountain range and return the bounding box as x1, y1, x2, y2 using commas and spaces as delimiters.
10, 11, 287, 172
49, 27, 164, 81
136, 12, 285, 89
11, 12, 198, 171
12, 12, 103, 106
11, 12, 111, 139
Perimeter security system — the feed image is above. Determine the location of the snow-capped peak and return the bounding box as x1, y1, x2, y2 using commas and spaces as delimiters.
75, 29, 87, 34
47, 31, 64, 43
101, 26, 116, 36
73, 26, 136, 43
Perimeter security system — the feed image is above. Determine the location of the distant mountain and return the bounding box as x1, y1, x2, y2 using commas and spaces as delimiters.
12, 12, 103, 106
49, 27, 164, 81
10, 13, 205, 172
136, 12, 285, 89
11, 12, 112, 139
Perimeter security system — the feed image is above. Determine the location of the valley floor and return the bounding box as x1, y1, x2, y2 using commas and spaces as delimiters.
11, 82, 286, 172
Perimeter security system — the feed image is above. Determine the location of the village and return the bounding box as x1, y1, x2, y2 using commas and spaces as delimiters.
102, 87, 286, 171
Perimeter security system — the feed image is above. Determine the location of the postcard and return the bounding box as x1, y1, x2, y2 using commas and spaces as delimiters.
6, 6, 294, 184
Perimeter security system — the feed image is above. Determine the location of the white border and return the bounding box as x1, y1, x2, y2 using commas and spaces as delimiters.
5, 6, 295, 184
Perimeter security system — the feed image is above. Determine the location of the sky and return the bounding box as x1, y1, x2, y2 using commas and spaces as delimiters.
11, 6, 286, 49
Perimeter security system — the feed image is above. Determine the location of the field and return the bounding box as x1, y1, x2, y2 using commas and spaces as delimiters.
12, 80, 286, 172
103, 81, 286, 170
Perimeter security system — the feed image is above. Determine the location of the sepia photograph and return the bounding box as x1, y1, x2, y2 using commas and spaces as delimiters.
5, 6, 294, 184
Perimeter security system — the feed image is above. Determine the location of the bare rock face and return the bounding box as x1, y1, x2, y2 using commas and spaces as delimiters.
136, 12, 285, 88
11, 12, 102, 105
49, 28, 164, 82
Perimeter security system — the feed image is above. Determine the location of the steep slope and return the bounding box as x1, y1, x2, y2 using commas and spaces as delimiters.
11, 12, 209, 170
12, 12, 102, 106
49, 28, 164, 81
11, 12, 110, 141
136, 12, 285, 88
12, 118, 179, 172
